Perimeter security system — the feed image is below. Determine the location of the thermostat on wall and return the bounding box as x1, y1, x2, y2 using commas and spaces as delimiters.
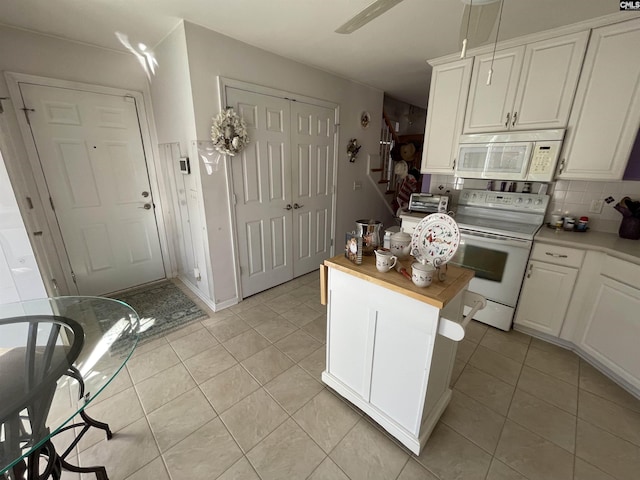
179, 156, 191, 174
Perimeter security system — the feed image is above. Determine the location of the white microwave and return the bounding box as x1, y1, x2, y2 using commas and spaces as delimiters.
456, 129, 564, 182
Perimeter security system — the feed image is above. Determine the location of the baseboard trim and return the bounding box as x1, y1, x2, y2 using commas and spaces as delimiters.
176, 275, 239, 312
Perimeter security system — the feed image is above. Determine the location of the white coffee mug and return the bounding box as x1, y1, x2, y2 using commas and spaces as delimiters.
374, 249, 397, 273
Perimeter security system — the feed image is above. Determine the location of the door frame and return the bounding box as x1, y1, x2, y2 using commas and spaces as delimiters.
218, 77, 339, 299
4, 72, 173, 295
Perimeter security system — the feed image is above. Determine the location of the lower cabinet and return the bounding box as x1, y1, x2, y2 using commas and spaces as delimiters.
324, 266, 465, 454
514, 260, 578, 336
576, 259, 640, 391
515, 242, 640, 397
514, 242, 584, 336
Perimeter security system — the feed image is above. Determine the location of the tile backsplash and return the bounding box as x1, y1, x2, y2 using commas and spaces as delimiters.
427, 175, 640, 234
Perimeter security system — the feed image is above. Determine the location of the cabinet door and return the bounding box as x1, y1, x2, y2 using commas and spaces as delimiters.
421, 58, 472, 174
326, 269, 373, 399
512, 32, 589, 130
579, 275, 640, 390
514, 260, 577, 336
463, 46, 524, 133
369, 310, 436, 435
558, 19, 640, 180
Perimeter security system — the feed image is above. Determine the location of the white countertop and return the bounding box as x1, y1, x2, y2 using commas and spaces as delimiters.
535, 227, 640, 264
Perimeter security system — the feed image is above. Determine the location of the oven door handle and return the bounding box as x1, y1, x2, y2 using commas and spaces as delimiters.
460, 231, 531, 249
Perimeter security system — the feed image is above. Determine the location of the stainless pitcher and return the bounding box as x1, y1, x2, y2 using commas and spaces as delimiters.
355, 219, 383, 256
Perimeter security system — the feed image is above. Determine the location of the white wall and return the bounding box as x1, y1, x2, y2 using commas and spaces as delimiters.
0, 25, 149, 97
149, 24, 209, 294
0, 150, 46, 303
182, 21, 393, 304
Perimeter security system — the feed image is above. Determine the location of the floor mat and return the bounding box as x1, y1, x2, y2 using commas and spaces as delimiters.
111, 280, 207, 347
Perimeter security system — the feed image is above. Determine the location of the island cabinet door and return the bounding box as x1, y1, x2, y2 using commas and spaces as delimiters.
368, 307, 438, 435
326, 268, 440, 433
326, 269, 377, 399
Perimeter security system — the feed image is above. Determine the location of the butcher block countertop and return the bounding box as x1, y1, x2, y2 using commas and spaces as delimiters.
322, 254, 475, 309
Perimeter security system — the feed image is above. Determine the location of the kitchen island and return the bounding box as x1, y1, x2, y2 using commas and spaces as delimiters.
320, 254, 478, 455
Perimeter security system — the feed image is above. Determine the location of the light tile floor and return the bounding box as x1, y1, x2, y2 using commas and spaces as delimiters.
54, 273, 640, 480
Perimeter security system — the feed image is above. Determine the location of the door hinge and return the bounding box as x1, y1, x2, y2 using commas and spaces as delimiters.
26, 196, 34, 209
70, 271, 77, 284
334, 123, 339, 133
330, 238, 334, 247
232, 194, 237, 205
49, 196, 55, 211
51, 278, 59, 293
21, 106, 35, 125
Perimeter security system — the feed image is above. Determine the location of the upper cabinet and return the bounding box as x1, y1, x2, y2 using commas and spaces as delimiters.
464, 32, 589, 133
557, 19, 640, 180
421, 58, 473, 174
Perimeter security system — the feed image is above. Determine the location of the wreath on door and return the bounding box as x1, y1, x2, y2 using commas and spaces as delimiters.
211, 107, 249, 156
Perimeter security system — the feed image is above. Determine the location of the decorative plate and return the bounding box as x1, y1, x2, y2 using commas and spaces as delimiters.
411, 213, 460, 265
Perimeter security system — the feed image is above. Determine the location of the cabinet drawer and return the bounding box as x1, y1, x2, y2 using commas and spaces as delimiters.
531, 243, 584, 268
601, 255, 640, 286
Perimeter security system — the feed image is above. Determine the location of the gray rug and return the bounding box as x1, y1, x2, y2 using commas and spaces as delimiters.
112, 280, 208, 346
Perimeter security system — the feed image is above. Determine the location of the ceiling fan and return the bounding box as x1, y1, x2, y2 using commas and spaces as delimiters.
335, 0, 501, 48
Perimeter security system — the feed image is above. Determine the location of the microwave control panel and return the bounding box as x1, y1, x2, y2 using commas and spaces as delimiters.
527, 140, 562, 181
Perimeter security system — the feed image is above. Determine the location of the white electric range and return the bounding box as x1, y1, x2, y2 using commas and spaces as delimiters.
401, 189, 549, 331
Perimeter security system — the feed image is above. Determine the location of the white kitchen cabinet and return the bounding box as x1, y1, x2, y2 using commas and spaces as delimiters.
558, 19, 640, 180
464, 32, 588, 133
576, 257, 640, 392
322, 255, 474, 454
464, 46, 524, 133
514, 242, 584, 336
421, 58, 473, 174
514, 260, 578, 336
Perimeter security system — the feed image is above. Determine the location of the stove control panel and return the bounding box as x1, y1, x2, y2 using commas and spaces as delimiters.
458, 189, 549, 213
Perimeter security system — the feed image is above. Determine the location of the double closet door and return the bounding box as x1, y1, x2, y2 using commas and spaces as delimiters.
226, 87, 336, 298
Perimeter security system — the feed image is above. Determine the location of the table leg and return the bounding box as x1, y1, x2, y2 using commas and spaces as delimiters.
80, 410, 113, 440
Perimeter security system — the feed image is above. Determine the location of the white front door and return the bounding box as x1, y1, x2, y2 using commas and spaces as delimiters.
226, 87, 336, 297
19, 83, 165, 295
291, 101, 335, 276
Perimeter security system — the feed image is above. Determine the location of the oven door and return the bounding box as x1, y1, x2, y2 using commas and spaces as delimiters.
449, 230, 531, 307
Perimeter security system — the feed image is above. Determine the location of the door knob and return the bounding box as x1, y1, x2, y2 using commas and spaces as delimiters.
139, 203, 152, 210
284, 204, 293, 210
142, 191, 150, 198
293, 203, 304, 209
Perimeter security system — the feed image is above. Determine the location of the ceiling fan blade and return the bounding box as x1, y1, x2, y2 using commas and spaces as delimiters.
335, 0, 405, 34
459, 1, 501, 47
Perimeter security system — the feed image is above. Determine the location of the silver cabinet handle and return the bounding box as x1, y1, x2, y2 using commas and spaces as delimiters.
505, 112, 511, 127
512, 111, 517, 127
545, 252, 568, 258
139, 203, 152, 210
142, 191, 150, 198
293, 203, 304, 209
284, 204, 293, 210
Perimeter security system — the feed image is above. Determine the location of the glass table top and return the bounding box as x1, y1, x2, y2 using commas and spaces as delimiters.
0, 297, 139, 474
